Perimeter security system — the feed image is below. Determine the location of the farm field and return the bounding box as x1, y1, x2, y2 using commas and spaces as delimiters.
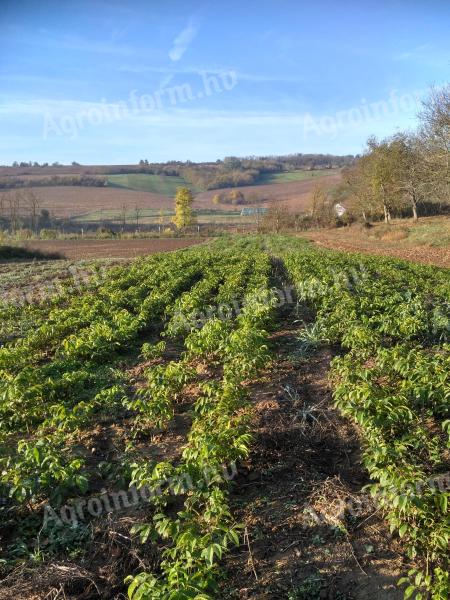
256, 168, 339, 184
107, 174, 202, 196
0, 164, 142, 177
194, 171, 341, 212
106, 170, 337, 195
21, 186, 173, 219
9, 170, 340, 224
304, 216, 450, 268
0, 258, 122, 306
5, 238, 205, 260
72, 209, 256, 226
0, 236, 448, 600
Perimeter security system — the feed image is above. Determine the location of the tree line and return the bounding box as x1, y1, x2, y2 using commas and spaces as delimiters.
179, 154, 353, 190
0, 189, 52, 234
0, 175, 107, 191
339, 85, 450, 223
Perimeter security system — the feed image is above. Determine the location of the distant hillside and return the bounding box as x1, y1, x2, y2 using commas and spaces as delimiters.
0, 154, 352, 192
9, 171, 340, 226
196, 171, 341, 212
106, 173, 202, 196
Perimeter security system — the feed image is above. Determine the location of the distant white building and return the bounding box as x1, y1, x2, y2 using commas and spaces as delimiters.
240, 207, 267, 217
334, 203, 346, 217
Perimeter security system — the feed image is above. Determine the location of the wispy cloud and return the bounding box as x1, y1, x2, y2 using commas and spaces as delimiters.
169, 17, 201, 62
394, 43, 450, 70
394, 43, 431, 61
0, 97, 410, 130
118, 63, 302, 84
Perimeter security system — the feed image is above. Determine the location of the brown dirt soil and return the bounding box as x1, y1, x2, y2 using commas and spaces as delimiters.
304, 227, 450, 268
220, 318, 410, 599
16, 238, 204, 260
21, 186, 173, 218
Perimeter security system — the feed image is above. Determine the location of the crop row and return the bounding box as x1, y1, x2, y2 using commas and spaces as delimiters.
1, 236, 448, 599
274, 237, 449, 600
0, 238, 279, 600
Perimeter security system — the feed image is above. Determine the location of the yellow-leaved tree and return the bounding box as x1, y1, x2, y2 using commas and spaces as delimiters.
172, 187, 195, 229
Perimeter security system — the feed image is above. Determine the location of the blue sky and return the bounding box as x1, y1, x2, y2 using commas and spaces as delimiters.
0, 0, 449, 164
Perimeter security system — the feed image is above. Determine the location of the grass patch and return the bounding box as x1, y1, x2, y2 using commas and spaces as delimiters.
257, 169, 339, 185
366, 217, 450, 247
74, 208, 249, 225
106, 174, 202, 196
73, 208, 170, 223
406, 220, 450, 247
370, 224, 409, 241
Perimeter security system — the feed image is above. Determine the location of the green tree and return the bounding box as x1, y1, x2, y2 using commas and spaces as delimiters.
172, 187, 195, 229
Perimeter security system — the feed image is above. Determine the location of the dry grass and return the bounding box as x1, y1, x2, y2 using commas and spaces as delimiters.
304, 216, 450, 268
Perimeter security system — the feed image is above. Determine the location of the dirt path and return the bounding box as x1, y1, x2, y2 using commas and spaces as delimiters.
220, 311, 409, 599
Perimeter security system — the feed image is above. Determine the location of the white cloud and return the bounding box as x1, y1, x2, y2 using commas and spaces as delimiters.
169, 17, 201, 62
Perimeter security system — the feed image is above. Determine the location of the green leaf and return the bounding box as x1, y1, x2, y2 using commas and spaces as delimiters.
398, 524, 408, 538
202, 545, 215, 566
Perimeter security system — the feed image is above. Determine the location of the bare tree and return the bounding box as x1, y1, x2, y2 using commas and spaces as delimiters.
23, 189, 40, 232
340, 159, 379, 223
365, 137, 407, 223
260, 202, 291, 233
309, 184, 337, 227
8, 191, 21, 233
120, 204, 127, 233
389, 133, 428, 221
134, 205, 143, 232
418, 85, 450, 203
158, 209, 164, 234
0, 192, 6, 228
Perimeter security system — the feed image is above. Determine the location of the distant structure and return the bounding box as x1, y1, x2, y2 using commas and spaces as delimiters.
240, 207, 268, 217
334, 203, 346, 217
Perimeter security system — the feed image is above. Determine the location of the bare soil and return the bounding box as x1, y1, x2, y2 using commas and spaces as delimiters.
15, 238, 204, 260
21, 186, 173, 218
219, 314, 409, 599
